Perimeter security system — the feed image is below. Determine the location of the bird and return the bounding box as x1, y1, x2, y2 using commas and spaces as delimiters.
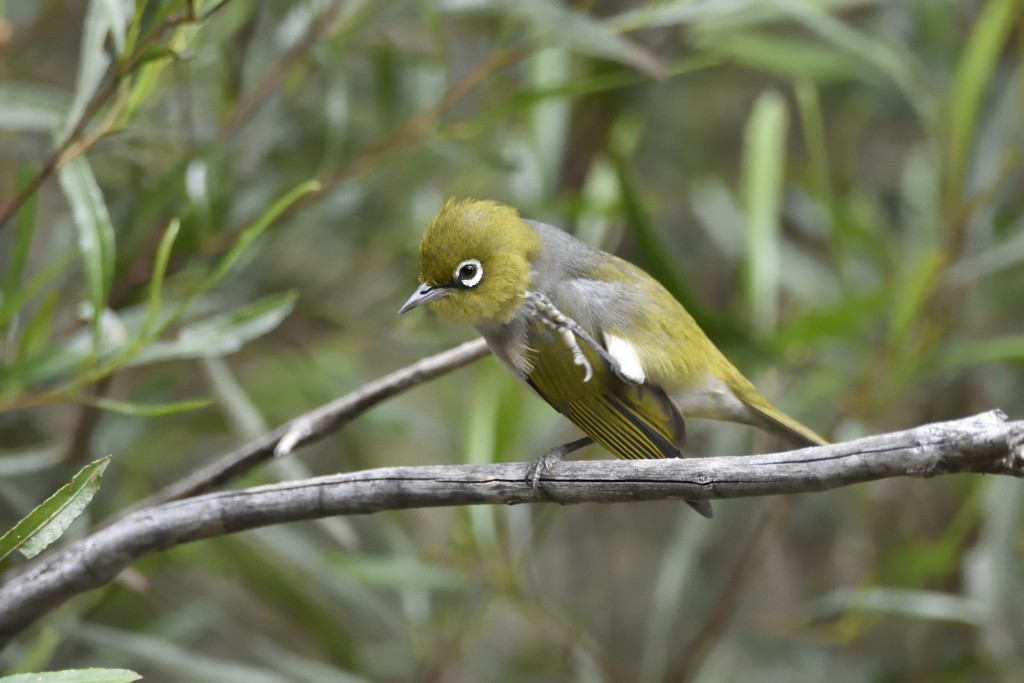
398, 198, 826, 517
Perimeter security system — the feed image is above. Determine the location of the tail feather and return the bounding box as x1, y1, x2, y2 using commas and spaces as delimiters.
745, 401, 827, 448
686, 499, 714, 518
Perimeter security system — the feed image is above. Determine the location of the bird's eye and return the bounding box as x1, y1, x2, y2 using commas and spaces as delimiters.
455, 259, 483, 288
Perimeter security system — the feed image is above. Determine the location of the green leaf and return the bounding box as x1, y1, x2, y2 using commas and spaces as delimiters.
794, 79, 832, 199
607, 0, 873, 32
607, 0, 752, 31
195, 180, 320, 296
0, 84, 71, 132
481, 0, 666, 79
134, 43, 184, 68
2, 167, 40, 321
0, 455, 111, 561
741, 90, 789, 335
774, 289, 887, 351
79, 396, 213, 417
0, 670, 141, 683
458, 54, 721, 140
698, 31, 872, 82
937, 337, 1024, 373
609, 145, 741, 345
0, 252, 76, 335
95, 0, 130, 54
118, 6, 200, 125
56, 153, 116, 352
782, 2, 937, 131
62, 0, 131, 136
887, 248, 946, 349
332, 555, 467, 592
11, 290, 61, 379
130, 291, 299, 367
946, 0, 1019, 198
142, 218, 181, 337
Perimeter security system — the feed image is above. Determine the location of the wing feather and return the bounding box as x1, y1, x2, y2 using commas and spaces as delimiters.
524, 319, 685, 460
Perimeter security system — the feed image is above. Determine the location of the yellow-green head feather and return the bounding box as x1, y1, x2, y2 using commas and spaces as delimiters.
418, 198, 542, 326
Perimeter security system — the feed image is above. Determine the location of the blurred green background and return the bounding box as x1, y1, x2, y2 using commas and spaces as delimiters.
1, 0, 1023, 680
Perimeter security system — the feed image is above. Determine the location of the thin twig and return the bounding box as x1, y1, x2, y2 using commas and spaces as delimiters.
0, 3, 237, 231
1, 409, 1021, 649
128, 338, 491, 511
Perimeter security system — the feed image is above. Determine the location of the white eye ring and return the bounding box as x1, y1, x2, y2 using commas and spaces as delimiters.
454, 258, 483, 288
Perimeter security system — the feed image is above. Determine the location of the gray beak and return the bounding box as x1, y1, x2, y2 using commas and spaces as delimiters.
397, 282, 450, 315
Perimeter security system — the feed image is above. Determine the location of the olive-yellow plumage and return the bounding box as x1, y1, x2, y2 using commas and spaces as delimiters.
400, 198, 825, 512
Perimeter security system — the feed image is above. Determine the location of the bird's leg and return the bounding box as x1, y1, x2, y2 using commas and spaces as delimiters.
526, 435, 593, 490
523, 291, 624, 383
558, 328, 592, 382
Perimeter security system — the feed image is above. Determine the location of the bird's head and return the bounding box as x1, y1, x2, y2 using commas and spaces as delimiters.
398, 198, 542, 327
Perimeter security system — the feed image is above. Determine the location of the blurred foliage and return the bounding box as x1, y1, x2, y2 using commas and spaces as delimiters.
0, 0, 1022, 680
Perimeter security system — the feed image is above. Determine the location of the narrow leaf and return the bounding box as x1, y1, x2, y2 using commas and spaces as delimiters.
946, 0, 1018, 197
79, 396, 213, 417
607, 0, 873, 32
699, 31, 872, 82
0, 84, 71, 132
491, 0, 666, 79
888, 248, 945, 349
0, 669, 141, 683
937, 337, 1024, 373
783, 3, 938, 131
12, 290, 62, 373
741, 90, 789, 335
332, 555, 467, 591
774, 289, 886, 350
95, 0, 131, 53
56, 154, 116, 351
2, 167, 40, 315
196, 180, 320, 295
130, 291, 299, 367
608, 147, 746, 347
0, 455, 111, 561
62, 0, 131, 136
142, 218, 181, 337
0, 252, 76, 334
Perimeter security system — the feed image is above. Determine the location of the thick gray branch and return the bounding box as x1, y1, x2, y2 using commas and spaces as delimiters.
0, 410, 1021, 648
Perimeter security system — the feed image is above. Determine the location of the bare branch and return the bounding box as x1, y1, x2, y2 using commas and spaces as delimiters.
1, 410, 1021, 648
130, 338, 491, 510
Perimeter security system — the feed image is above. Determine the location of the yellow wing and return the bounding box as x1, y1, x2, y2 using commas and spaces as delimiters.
524, 321, 686, 460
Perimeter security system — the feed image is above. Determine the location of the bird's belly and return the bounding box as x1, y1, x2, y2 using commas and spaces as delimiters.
671, 371, 753, 424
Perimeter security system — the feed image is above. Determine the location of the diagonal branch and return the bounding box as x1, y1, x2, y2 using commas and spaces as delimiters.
1, 410, 1021, 648
130, 338, 491, 511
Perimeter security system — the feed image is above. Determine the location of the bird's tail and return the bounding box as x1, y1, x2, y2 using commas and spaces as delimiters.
745, 400, 827, 448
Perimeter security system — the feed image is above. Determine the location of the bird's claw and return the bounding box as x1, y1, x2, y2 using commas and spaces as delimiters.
525, 445, 567, 492
562, 329, 594, 382
523, 291, 617, 384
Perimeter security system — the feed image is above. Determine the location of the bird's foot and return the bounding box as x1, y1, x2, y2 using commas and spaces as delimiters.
525, 436, 594, 492
523, 291, 623, 383
525, 447, 564, 492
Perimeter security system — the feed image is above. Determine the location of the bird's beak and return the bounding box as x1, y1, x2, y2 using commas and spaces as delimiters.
397, 282, 450, 315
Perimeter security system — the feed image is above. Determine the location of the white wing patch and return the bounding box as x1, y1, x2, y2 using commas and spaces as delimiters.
603, 333, 646, 385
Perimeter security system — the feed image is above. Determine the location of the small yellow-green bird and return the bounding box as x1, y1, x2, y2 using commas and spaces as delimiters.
399, 198, 826, 516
